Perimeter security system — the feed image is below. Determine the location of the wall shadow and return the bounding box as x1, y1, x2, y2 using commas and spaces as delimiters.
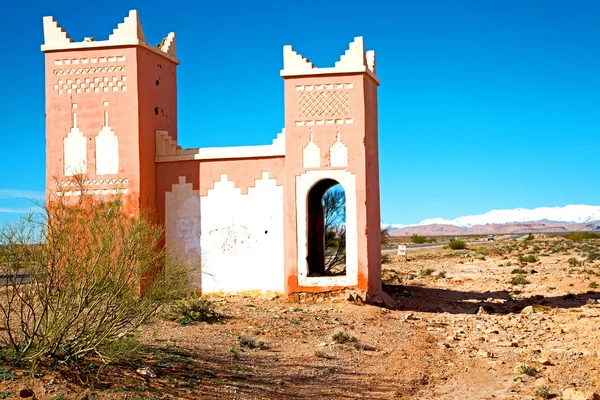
383, 283, 600, 314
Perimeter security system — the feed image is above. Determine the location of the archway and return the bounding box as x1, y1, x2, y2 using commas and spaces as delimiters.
306, 180, 346, 276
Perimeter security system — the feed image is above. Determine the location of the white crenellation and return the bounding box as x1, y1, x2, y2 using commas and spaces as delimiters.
109, 10, 146, 43
366, 50, 376, 74
200, 172, 284, 294
42, 16, 73, 47
282, 45, 315, 75
329, 129, 348, 168
41, 11, 179, 64
334, 37, 366, 70
95, 110, 119, 175
159, 32, 176, 57
302, 131, 320, 169
281, 37, 379, 84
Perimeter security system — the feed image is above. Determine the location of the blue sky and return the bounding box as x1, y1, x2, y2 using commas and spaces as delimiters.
1, 0, 598, 225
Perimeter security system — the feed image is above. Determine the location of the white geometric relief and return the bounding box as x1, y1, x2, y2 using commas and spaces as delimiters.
64, 112, 86, 176
95, 110, 119, 175
303, 131, 320, 169
53, 73, 127, 95
329, 129, 348, 168
298, 90, 349, 118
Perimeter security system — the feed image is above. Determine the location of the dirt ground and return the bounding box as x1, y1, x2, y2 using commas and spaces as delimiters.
1, 235, 599, 399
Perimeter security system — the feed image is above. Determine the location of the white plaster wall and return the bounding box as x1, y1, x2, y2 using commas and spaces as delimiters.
165, 177, 202, 289
200, 172, 284, 294
95, 126, 119, 175
64, 127, 87, 176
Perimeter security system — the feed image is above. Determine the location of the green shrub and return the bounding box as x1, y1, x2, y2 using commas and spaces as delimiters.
164, 294, 223, 324
564, 232, 600, 240
511, 274, 530, 286
519, 254, 539, 263
524, 233, 535, 242
517, 363, 538, 376
589, 281, 598, 289
568, 257, 583, 267
332, 329, 357, 344
0, 179, 194, 364
381, 254, 393, 264
449, 238, 467, 250
534, 385, 550, 398
419, 267, 436, 277
237, 335, 267, 350
511, 268, 527, 274
411, 234, 428, 244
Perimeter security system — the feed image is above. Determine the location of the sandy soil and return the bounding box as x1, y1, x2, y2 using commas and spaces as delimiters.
1, 235, 599, 399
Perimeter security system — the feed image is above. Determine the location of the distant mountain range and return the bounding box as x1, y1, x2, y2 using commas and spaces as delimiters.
384, 205, 600, 236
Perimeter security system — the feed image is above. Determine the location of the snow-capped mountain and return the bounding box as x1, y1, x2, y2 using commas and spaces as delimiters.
382, 205, 600, 235
416, 205, 600, 228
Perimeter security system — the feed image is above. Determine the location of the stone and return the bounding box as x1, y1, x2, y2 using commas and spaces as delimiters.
539, 356, 553, 366
477, 349, 492, 358
562, 388, 600, 400
136, 367, 157, 378
477, 306, 488, 315
521, 306, 535, 315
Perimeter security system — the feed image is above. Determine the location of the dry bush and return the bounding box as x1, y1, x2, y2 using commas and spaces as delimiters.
0, 180, 195, 364
163, 294, 223, 325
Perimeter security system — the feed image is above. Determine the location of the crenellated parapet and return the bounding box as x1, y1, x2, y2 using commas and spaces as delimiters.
281, 37, 378, 83
41, 10, 178, 64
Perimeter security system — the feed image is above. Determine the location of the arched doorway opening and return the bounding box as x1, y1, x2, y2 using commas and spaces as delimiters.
306, 180, 346, 276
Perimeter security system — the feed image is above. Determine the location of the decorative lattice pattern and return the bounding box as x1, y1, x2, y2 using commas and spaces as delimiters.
53, 65, 126, 75
61, 178, 128, 188
295, 83, 353, 126
53, 75, 127, 95
298, 91, 349, 118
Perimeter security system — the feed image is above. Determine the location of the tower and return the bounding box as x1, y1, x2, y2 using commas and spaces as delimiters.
281, 37, 382, 298
42, 10, 178, 215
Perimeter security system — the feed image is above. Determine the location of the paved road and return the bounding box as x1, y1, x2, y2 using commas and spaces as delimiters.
382, 233, 528, 252
0, 273, 30, 286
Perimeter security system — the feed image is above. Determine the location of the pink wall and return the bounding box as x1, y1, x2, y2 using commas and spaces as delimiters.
45, 47, 141, 214
281, 73, 381, 294
44, 45, 178, 217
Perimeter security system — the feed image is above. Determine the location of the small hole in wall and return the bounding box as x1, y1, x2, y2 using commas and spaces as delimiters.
156, 80, 160, 86
154, 107, 159, 115
265, 230, 268, 234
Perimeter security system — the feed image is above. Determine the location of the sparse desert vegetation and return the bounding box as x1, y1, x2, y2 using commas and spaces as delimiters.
0, 233, 598, 398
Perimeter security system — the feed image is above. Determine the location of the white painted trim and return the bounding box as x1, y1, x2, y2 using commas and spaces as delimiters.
155, 130, 286, 163
281, 66, 379, 85
57, 188, 128, 197
42, 39, 180, 64
296, 170, 358, 287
